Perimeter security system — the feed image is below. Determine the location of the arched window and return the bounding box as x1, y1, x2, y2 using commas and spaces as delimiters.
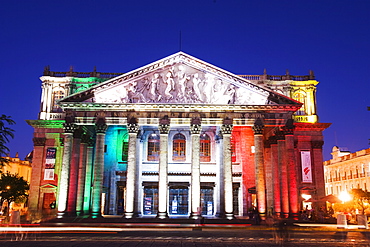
173, 133, 186, 161
52, 90, 65, 112
122, 134, 128, 162
200, 134, 211, 162
147, 133, 160, 161
292, 91, 306, 115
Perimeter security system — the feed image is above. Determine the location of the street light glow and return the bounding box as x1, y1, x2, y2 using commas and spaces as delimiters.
338, 191, 351, 202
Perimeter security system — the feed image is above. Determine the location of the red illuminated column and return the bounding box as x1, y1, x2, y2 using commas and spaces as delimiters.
277, 130, 289, 218
67, 128, 82, 215
269, 136, 281, 216
253, 120, 266, 219
91, 118, 107, 218
312, 141, 326, 210
264, 138, 273, 216
124, 118, 139, 219
157, 117, 170, 219
190, 118, 201, 219
283, 121, 298, 219
57, 122, 75, 218
221, 118, 234, 219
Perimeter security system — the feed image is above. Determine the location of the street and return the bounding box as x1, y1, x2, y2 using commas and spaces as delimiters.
0, 225, 369, 246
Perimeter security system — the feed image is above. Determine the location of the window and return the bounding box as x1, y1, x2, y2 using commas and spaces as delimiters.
292, 91, 306, 115
173, 133, 186, 161
52, 90, 65, 112
201, 187, 214, 216
143, 185, 158, 215
169, 186, 189, 215
200, 133, 211, 162
147, 133, 160, 161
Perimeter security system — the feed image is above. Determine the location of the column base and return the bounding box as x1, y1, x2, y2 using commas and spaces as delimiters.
124, 212, 135, 219
156, 212, 168, 219
225, 213, 234, 220
57, 212, 66, 219
190, 212, 202, 219
91, 212, 102, 219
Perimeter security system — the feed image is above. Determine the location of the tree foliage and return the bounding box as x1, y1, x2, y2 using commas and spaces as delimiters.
350, 188, 370, 214
0, 115, 15, 169
0, 172, 29, 209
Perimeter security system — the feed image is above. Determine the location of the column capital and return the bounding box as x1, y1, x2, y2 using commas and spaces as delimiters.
280, 119, 295, 135
159, 116, 170, 134
95, 118, 108, 134
311, 141, 324, 149
252, 118, 264, 135
33, 137, 46, 146
63, 122, 77, 133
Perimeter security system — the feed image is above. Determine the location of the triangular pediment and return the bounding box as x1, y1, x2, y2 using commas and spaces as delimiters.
60, 52, 298, 106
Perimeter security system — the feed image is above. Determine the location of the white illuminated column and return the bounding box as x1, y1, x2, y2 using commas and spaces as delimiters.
91, 120, 107, 218
57, 123, 75, 218
221, 120, 234, 219
190, 120, 201, 219
124, 121, 139, 218
157, 118, 170, 219
253, 121, 266, 219
76, 133, 88, 215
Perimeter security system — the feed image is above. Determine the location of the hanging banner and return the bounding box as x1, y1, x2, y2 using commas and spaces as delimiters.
44, 148, 56, 180
301, 151, 312, 183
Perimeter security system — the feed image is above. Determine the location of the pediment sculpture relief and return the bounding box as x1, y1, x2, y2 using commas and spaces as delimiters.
91, 64, 268, 105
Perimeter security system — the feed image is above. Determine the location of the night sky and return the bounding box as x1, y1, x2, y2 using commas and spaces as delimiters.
1, 0, 369, 161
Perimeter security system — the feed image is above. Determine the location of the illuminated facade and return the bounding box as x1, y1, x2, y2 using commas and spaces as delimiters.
27, 52, 329, 219
324, 146, 370, 196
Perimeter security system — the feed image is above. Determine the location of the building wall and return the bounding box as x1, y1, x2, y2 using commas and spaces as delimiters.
324, 147, 370, 196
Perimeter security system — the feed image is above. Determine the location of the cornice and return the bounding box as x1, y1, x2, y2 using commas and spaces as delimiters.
26, 120, 64, 128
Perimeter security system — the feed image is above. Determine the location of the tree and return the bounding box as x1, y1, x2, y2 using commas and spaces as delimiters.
350, 189, 370, 214
0, 114, 15, 170
0, 172, 29, 213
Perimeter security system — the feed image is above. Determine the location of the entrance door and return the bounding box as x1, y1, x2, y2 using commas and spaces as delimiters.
169, 186, 188, 215
201, 187, 214, 216
143, 186, 158, 215
43, 193, 56, 209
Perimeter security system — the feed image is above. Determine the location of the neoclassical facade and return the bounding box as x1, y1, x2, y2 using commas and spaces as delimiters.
324, 146, 370, 196
27, 52, 330, 219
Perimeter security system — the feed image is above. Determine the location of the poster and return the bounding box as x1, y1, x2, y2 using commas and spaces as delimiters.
301, 151, 312, 183
44, 148, 56, 180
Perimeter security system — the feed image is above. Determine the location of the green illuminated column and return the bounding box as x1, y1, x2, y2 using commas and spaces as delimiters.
57, 122, 75, 218
190, 118, 201, 219
124, 119, 139, 218
76, 133, 89, 215
253, 120, 266, 220
83, 139, 94, 214
221, 118, 234, 219
157, 117, 170, 219
91, 119, 107, 218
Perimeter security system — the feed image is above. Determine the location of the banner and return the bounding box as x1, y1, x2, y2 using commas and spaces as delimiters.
301, 151, 312, 183
44, 148, 56, 180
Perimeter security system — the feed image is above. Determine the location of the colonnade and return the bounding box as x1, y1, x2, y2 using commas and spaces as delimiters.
56, 116, 271, 219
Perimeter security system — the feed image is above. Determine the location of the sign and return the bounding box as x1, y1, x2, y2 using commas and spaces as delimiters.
301, 151, 312, 183
44, 148, 56, 180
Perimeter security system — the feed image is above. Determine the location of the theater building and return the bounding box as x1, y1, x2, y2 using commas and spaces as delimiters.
27, 52, 330, 219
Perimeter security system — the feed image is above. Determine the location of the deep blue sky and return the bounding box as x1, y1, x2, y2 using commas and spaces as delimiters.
1, 0, 369, 161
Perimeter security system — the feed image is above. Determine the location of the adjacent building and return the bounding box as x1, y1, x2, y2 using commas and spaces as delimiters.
27, 52, 330, 219
324, 146, 370, 196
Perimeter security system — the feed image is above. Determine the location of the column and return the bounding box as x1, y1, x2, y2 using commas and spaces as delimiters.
276, 130, 289, 218
283, 120, 299, 219
253, 120, 266, 219
91, 119, 107, 218
76, 132, 89, 215
190, 118, 201, 219
57, 122, 75, 218
28, 137, 46, 213
124, 119, 139, 218
270, 136, 281, 216
221, 118, 234, 219
215, 131, 224, 217
157, 117, 170, 219
312, 141, 326, 211
83, 139, 94, 214
67, 127, 82, 215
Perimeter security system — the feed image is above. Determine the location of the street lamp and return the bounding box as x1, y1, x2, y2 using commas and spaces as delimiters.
338, 191, 351, 202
